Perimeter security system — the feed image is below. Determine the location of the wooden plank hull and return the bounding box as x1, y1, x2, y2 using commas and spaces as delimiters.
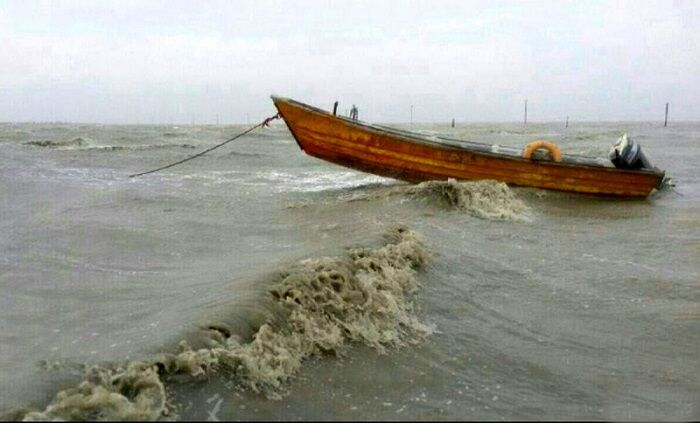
272, 96, 664, 197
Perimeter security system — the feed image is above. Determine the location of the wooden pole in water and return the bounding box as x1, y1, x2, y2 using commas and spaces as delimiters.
664, 102, 669, 127
565, 116, 569, 128
410, 105, 414, 127
524, 99, 528, 126
451, 118, 455, 128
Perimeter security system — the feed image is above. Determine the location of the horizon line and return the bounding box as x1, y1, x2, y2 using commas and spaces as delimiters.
1, 119, 697, 126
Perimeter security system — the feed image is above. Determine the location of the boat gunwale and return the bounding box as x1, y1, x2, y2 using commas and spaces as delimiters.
271, 95, 665, 179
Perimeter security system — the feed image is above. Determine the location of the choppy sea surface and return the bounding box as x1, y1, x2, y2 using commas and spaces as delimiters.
0, 119, 698, 421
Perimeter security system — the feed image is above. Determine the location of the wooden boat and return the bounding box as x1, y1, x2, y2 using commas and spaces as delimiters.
271, 96, 665, 197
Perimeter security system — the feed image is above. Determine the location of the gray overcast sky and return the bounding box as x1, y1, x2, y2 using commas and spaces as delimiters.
1, 0, 698, 123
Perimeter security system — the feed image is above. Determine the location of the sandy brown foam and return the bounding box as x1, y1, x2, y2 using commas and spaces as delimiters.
18, 226, 429, 421
409, 179, 527, 220
343, 179, 527, 220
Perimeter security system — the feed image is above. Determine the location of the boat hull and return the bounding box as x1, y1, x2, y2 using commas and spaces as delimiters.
272, 96, 664, 197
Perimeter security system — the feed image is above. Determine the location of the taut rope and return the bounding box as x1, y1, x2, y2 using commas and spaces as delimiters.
129, 113, 280, 178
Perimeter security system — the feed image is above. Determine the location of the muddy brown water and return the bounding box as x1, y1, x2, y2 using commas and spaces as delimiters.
0, 121, 697, 420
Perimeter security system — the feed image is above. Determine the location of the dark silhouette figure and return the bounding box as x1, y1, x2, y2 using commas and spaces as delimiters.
350, 104, 358, 120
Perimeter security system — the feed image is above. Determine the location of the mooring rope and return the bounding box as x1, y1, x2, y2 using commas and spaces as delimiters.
129, 113, 281, 178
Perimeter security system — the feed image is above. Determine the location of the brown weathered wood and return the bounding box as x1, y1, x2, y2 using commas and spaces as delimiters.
272, 96, 664, 197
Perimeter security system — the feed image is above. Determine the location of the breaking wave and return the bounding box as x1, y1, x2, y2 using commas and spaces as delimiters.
24, 138, 90, 149
17, 226, 429, 421
81, 144, 197, 152
342, 179, 528, 221
23, 139, 197, 151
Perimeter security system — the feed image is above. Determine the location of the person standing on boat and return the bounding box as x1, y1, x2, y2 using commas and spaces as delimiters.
350, 104, 358, 120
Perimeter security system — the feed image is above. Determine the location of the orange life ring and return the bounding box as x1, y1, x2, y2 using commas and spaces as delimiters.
522, 140, 562, 162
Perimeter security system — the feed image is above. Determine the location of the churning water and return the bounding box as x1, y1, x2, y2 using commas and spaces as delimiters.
0, 120, 698, 420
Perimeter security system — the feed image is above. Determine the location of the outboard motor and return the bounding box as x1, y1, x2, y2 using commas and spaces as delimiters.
608, 134, 653, 170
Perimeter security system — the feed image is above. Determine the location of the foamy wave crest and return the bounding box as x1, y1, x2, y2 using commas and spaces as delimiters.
246, 170, 392, 193
81, 144, 197, 152
24, 138, 90, 149
18, 226, 429, 421
24, 139, 197, 152
343, 179, 528, 220
407, 179, 527, 220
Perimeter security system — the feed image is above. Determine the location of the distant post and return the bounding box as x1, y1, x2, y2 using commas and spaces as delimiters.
451, 118, 455, 128
333, 101, 338, 116
410, 105, 414, 127
565, 116, 569, 128
524, 99, 528, 126
664, 102, 669, 127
